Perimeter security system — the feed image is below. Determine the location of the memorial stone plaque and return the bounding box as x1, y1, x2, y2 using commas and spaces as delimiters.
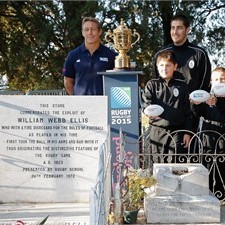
145, 163, 220, 223
0, 96, 108, 203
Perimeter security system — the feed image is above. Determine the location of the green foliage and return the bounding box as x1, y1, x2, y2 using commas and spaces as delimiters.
124, 168, 156, 210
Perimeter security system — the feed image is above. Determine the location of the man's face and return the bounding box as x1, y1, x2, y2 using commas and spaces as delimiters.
170, 20, 190, 46
82, 21, 102, 44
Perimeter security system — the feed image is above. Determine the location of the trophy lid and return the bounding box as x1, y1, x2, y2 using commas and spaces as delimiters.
114, 18, 132, 34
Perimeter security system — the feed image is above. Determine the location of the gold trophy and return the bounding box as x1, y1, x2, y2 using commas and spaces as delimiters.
105, 18, 140, 70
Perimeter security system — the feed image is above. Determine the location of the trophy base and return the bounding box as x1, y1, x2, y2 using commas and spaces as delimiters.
115, 56, 130, 70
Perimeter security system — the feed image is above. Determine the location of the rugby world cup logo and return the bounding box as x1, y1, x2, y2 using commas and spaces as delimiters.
111, 87, 131, 108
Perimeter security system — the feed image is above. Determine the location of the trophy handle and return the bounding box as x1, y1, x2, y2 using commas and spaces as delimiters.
131, 29, 140, 47
105, 30, 114, 46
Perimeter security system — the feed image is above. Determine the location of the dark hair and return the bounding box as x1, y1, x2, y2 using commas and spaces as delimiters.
82, 17, 101, 30
156, 50, 176, 65
171, 14, 190, 28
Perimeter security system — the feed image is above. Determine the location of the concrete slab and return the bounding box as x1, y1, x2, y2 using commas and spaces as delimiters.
153, 163, 209, 196
137, 204, 225, 225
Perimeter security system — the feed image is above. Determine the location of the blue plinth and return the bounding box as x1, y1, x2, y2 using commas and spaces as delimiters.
98, 70, 144, 187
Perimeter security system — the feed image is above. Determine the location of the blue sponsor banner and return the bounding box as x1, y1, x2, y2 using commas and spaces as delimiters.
99, 70, 143, 188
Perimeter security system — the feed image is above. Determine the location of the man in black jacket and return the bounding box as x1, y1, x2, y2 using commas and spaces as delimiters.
153, 14, 211, 93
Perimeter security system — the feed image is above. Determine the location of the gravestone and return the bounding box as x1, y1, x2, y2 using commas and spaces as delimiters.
0, 96, 108, 203
145, 163, 221, 223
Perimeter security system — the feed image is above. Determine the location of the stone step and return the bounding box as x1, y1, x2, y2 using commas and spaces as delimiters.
0, 203, 90, 225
